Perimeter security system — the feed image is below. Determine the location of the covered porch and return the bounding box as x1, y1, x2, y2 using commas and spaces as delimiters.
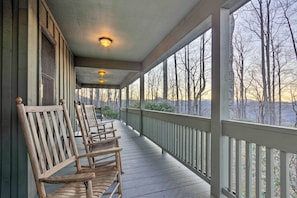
1, 0, 297, 197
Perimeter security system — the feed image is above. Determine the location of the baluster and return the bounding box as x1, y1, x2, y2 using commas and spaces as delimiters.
266, 147, 274, 198
256, 145, 262, 198
229, 137, 234, 193
236, 139, 242, 197
246, 142, 252, 198
280, 151, 289, 198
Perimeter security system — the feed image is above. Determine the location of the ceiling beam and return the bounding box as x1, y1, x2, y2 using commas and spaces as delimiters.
120, 72, 141, 88
74, 56, 141, 71
80, 83, 120, 89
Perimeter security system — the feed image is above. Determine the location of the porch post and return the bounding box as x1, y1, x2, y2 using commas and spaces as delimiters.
163, 60, 168, 100
140, 72, 145, 135
126, 86, 129, 125
119, 88, 122, 120
211, 8, 230, 197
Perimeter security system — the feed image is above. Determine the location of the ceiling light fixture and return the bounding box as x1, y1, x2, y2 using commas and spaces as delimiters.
98, 70, 106, 76
99, 79, 105, 83
99, 37, 112, 47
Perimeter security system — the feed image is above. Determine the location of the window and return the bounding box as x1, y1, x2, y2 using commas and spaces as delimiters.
41, 34, 56, 105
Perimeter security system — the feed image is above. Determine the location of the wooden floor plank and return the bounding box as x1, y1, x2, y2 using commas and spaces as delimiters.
47, 120, 212, 198
113, 120, 212, 198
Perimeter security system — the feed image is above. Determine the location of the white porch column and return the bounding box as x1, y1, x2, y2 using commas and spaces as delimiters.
211, 8, 230, 197
140, 72, 145, 135
125, 86, 129, 124
119, 87, 122, 120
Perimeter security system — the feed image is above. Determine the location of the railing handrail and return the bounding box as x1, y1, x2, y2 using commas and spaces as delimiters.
121, 108, 211, 132
122, 107, 297, 153
223, 119, 297, 153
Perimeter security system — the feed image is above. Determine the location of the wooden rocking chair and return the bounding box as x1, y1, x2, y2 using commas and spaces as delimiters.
83, 104, 115, 140
74, 101, 123, 172
16, 97, 122, 198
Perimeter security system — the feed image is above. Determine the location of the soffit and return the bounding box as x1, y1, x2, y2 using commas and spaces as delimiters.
46, 0, 201, 87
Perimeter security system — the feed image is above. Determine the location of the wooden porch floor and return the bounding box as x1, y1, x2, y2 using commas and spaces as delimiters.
113, 120, 212, 198
49, 120, 212, 197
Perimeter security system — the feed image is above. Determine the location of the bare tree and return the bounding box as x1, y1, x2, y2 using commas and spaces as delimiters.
291, 91, 297, 127
241, 0, 281, 123
279, 0, 297, 61
248, 69, 266, 122
271, 39, 278, 124
233, 33, 249, 119
177, 46, 192, 114
186, 45, 191, 114
229, 14, 235, 119
106, 89, 111, 106
192, 33, 208, 115
90, 88, 94, 104
265, 0, 273, 124
111, 89, 119, 110
241, 0, 269, 123
271, 39, 286, 125
95, 88, 100, 107
174, 53, 180, 113
145, 66, 162, 101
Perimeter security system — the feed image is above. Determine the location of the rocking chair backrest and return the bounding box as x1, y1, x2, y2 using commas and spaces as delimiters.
16, 97, 81, 196
83, 104, 98, 130
83, 104, 115, 136
74, 101, 94, 165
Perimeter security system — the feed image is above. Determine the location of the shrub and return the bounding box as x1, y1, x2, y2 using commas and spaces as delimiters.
128, 101, 174, 112
101, 106, 118, 119
145, 101, 174, 112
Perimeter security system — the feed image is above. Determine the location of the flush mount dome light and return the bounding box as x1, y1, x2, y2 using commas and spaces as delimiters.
99, 79, 105, 83
98, 70, 106, 76
99, 37, 112, 47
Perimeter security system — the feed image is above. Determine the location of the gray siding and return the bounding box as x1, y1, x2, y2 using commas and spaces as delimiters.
0, 0, 76, 197
1, 1, 29, 197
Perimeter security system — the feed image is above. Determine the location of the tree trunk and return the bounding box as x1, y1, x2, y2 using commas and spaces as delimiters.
96, 88, 100, 107
163, 60, 168, 101
187, 45, 191, 114
271, 38, 276, 125
174, 53, 179, 113
280, 0, 297, 61
199, 34, 206, 115
229, 14, 235, 119
265, 0, 272, 124
90, 88, 94, 105
277, 50, 282, 126
259, 0, 268, 124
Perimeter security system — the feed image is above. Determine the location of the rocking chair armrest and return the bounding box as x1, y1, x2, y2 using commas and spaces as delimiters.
40, 172, 95, 184
99, 129, 117, 135
89, 129, 117, 136
78, 147, 122, 159
90, 131, 118, 138
97, 123, 105, 126
94, 136, 120, 144
86, 136, 120, 147
89, 133, 102, 138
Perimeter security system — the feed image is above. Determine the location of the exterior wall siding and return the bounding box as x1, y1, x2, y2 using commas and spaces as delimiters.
0, 0, 76, 197
1, 1, 29, 197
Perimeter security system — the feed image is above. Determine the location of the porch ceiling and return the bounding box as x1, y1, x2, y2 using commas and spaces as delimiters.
46, 0, 201, 88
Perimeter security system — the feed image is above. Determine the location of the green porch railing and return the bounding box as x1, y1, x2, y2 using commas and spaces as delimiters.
121, 108, 211, 183
121, 108, 297, 197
